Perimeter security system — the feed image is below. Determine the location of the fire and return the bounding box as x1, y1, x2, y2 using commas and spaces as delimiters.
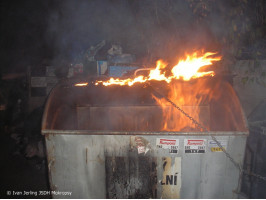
95, 51, 221, 86
72, 50, 246, 132
93, 51, 222, 132
75, 82, 88, 87
148, 60, 170, 83
95, 76, 147, 86
75, 51, 245, 132
147, 52, 221, 131
152, 80, 212, 131
152, 78, 246, 132
171, 52, 220, 80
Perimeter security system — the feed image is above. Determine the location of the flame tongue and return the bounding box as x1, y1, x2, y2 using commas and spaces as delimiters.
95, 51, 221, 87
96, 76, 147, 86
171, 52, 220, 81
148, 60, 171, 83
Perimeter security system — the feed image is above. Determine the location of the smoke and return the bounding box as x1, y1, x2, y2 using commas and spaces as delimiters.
45, 0, 210, 63
46, 0, 136, 61
46, 0, 258, 65
1, 0, 263, 72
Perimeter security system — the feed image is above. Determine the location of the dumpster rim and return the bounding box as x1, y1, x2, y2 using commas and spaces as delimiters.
42, 129, 248, 136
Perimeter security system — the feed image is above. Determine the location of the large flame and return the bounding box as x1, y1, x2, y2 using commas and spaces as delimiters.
94, 51, 221, 86
171, 52, 220, 80
152, 80, 212, 131
152, 78, 246, 132
92, 51, 222, 131
73, 50, 247, 132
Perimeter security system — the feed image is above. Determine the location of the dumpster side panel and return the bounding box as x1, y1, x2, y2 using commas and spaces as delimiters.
45, 134, 246, 198
46, 135, 106, 199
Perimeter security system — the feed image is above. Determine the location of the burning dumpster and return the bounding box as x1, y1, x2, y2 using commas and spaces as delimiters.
42, 52, 248, 198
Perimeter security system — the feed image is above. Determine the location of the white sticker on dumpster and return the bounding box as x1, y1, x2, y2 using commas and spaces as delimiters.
208, 140, 227, 152
156, 138, 179, 154
184, 139, 206, 153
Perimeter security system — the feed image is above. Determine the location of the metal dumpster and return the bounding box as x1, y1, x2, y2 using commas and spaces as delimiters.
42, 78, 248, 199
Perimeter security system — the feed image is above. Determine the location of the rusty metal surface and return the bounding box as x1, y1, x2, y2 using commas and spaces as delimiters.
45, 134, 247, 198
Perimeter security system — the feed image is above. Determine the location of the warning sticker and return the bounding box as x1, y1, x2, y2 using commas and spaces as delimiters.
156, 138, 179, 154
208, 140, 227, 152
184, 139, 206, 153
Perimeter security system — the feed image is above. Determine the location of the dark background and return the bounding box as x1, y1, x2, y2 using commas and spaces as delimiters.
1, 0, 266, 74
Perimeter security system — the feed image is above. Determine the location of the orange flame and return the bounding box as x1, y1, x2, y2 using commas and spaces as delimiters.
73, 51, 247, 132
152, 80, 212, 131
75, 82, 88, 87
95, 51, 221, 86
153, 79, 246, 132
171, 52, 220, 80
93, 51, 222, 131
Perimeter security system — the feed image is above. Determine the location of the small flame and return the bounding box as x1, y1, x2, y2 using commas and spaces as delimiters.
95, 51, 221, 86
148, 60, 170, 83
75, 82, 88, 87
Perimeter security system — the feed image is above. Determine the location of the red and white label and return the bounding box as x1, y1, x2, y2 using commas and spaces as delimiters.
184, 139, 206, 152
187, 140, 204, 146
156, 138, 179, 154
159, 139, 177, 146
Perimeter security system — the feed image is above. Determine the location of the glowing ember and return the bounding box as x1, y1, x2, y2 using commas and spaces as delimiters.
95, 51, 221, 86
75, 82, 88, 87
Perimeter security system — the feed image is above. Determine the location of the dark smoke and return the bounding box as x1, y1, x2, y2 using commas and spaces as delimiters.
46, 0, 216, 64
1, 0, 265, 73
